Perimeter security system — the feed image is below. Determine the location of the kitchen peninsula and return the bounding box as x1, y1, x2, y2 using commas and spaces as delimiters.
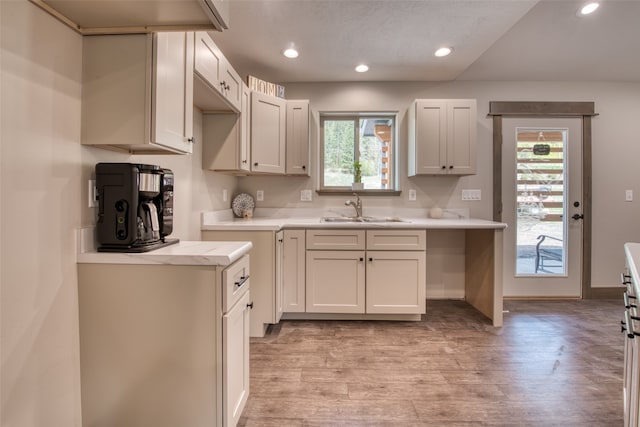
202, 209, 506, 337
76, 237, 253, 427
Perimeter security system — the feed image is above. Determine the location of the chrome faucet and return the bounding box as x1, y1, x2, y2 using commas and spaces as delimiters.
345, 193, 363, 218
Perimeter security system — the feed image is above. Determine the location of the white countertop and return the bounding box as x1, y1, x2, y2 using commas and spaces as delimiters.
77, 233, 253, 266
201, 208, 507, 232
625, 243, 640, 295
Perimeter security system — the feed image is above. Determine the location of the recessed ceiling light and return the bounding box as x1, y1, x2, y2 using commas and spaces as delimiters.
355, 64, 369, 73
434, 47, 453, 57
579, 2, 600, 15
283, 48, 299, 59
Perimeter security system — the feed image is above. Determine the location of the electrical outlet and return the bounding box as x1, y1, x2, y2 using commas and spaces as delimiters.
626, 190, 633, 202
256, 190, 264, 201
223, 189, 228, 202
301, 190, 313, 202
88, 179, 98, 208
408, 189, 417, 201
462, 189, 481, 201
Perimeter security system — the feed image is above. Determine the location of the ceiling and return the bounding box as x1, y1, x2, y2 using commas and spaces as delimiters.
210, 0, 640, 83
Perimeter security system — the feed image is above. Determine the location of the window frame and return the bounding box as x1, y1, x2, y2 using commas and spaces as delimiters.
319, 111, 399, 194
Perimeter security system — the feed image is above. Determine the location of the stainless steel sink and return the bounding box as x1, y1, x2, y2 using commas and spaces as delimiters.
363, 217, 407, 223
321, 216, 408, 223
321, 216, 363, 223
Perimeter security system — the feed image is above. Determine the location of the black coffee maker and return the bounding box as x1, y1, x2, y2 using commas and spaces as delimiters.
95, 163, 178, 252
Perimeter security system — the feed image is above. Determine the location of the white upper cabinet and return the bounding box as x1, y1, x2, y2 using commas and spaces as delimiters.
82, 32, 194, 154
33, 0, 228, 33
286, 100, 310, 176
153, 32, 194, 152
201, 0, 230, 31
193, 31, 241, 112
251, 91, 286, 174
202, 83, 251, 172
408, 99, 477, 175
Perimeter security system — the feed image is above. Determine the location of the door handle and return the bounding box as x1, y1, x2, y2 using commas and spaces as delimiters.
571, 213, 584, 220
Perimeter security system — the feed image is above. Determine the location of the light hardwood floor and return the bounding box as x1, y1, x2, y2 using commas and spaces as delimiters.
239, 299, 623, 426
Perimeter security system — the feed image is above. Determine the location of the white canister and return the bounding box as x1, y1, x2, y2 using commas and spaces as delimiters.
429, 207, 443, 219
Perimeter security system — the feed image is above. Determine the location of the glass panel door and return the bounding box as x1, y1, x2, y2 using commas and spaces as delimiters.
502, 118, 582, 298
516, 128, 566, 276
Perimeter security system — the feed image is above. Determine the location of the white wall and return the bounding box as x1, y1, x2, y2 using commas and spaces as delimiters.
1, 2, 83, 425
240, 81, 640, 288
0, 2, 236, 425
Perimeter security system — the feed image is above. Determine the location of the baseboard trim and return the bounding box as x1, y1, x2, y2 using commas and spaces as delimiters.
504, 288, 624, 300
589, 287, 624, 299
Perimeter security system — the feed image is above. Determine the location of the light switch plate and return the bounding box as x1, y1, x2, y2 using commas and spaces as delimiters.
462, 189, 481, 201
408, 189, 417, 201
256, 190, 264, 201
223, 189, 228, 202
626, 189, 633, 202
300, 190, 313, 202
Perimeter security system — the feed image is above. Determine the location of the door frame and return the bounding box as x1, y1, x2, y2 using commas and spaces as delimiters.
489, 101, 597, 299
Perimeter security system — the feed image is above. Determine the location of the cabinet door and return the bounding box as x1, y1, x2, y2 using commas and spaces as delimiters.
275, 231, 284, 323
412, 99, 447, 175
221, 59, 242, 111
152, 32, 194, 154
283, 230, 306, 312
223, 290, 251, 427
286, 100, 310, 175
194, 31, 224, 95
306, 251, 365, 314
623, 329, 639, 427
447, 99, 477, 175
239, 83, 251, 171
366, 251, 426, 314
251, 92, 286, 174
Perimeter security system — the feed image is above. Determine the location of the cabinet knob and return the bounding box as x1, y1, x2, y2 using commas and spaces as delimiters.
369, 257, 373, 262
449, 165, 453, 169
188, 137, 195, 144
441, 165, 446, 170
247, 302, 254, 309
359, 257, 364, 262
254, 162, 259, 167
302, 165, 306, 170
242, 160, 247, 164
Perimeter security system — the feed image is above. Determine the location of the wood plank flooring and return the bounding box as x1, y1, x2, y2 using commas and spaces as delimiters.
239, 299, 623, 426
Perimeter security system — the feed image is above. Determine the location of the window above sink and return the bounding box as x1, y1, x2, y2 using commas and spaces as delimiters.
319, 112, 399, 195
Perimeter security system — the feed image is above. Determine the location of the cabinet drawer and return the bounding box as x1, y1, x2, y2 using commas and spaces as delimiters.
306, 229, 366, 250
223, 254, 250, 313
366, 230, 426, 251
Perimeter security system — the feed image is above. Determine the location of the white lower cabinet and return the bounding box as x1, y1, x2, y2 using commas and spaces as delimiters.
223, 290, 251, 427
366, 250, 426, 314
283, 229, 306, 312
77, 254, 251, 427
306, 250, 366, 313
275, 230, 285, 322
622, 263, 640, 427
304, 229, 426, 315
